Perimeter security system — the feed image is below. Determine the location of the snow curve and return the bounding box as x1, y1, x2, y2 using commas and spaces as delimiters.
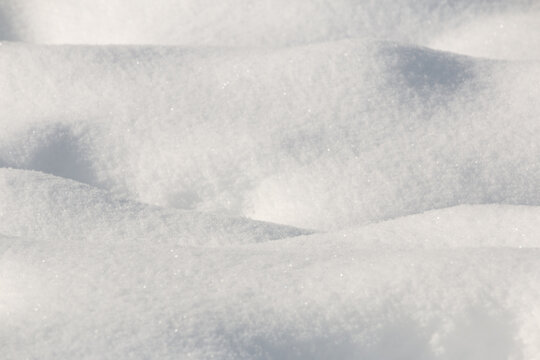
1, 41, 539, 229
0, 168, 310, 246
3, 205, 540, 359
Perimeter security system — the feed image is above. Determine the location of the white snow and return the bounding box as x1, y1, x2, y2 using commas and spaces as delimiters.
430, 12, 540, 60
0, 168, 310, 246
0, 0, 538, 56
3, 204, 540, 359
1, 1, 540, 359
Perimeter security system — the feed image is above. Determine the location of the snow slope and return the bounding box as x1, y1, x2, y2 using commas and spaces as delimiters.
1, 0, 539, 59
1, 1, 540, 359
430, 12, 540, 60
0, 169, 310, 246
3, 203, 540, 359
0, 1, 535, 48
1, 41, 539, 229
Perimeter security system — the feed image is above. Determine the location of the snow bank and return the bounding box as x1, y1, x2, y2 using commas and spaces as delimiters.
1, 41, 539, 229
0, 0, 537, 55
294, 204, 540, 250
430, 12, 540, 60
3, 205, 540, 359
0, 168, 309, 246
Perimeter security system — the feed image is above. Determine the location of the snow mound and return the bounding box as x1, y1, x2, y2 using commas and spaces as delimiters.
431, 12, 540, 60
3, 205, 540, 359
1, 41, 540, 229
0, 0, 536, 50
0, 168, 309, 246
281, 205, 540, 251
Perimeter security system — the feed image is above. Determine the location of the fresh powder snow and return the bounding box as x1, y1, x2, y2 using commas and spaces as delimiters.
1, 1, 540, 359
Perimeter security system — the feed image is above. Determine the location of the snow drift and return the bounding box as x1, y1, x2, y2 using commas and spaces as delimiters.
0, 0, 539, 59
1, 41, 539, 229
1, 1, 540, 359
0, 168, 309, 246
3, 198, 540, 359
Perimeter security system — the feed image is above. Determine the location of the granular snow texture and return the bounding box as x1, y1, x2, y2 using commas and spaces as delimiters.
1, 1, 540, 359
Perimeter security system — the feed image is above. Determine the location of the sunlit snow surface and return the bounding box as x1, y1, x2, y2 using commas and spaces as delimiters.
1, 1, 540, 359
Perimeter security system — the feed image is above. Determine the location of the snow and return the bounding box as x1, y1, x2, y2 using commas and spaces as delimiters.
0, 0, 538, 55
4, 204, 540, 359
1, 41, 539, 230
1, 1, 540, 359
0, 169, 310, 246
430, 12, 540, 60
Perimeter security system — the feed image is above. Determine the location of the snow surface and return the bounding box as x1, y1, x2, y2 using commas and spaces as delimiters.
0, 0, 539, 59
1, 1, 540, 359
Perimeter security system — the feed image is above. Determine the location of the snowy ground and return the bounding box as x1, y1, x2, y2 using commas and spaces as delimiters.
1, 1, 540, 359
